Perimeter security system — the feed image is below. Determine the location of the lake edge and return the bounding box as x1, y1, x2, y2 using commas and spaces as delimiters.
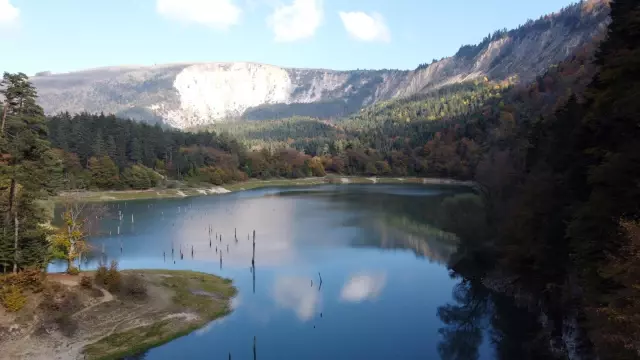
2, 270, 237, 360
52, 176, 476, 203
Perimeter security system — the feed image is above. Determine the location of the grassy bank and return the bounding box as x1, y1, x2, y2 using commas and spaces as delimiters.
82, 270, 237, 360
1, 270, 237, 360
52, 176, 475, 203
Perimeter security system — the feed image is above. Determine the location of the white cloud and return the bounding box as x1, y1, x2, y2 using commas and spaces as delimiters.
338, 11, 391, 43
340, 272, 387, 303
0, 0, 19, 25
156, 0, 242, 30
267, 0, 323, 42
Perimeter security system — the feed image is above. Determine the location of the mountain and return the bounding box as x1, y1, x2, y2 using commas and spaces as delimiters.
30, 1, 609, 129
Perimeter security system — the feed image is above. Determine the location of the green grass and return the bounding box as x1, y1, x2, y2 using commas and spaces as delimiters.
156, 270, 237, 317
82, 270, 236, 360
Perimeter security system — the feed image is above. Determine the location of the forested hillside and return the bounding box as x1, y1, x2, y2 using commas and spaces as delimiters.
47, 113, 249, 189
435, 1, 640, 359
42, 31, 604, 193
29, 0, 609, 127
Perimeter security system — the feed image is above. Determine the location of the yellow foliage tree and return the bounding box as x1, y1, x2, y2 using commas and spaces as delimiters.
52, 200, 106, 274
52, 211, 87, 274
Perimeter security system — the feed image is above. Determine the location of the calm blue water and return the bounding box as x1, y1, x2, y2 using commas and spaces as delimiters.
51, 184, 497, 360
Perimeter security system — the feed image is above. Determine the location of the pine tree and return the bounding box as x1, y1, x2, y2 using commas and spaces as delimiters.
105, 135, 116, 160
0, 72, 60, 272
128, 137, 142, 164
92, 129, 105, 157
88, 156, 119, 189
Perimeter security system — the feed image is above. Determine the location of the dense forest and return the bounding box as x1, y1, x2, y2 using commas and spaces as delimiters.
44, 79, 515, 190
435, 1, 640, 359
47, 113, 249, 188
0, 0, 638, 358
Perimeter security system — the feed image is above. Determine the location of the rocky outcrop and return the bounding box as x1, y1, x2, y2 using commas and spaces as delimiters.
30, 1, 609, 129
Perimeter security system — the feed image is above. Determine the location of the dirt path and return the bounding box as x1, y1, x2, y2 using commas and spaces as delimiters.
71, 287, 113, 319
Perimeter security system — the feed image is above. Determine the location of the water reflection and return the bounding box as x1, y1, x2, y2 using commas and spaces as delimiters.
436, 276, 564, 360
53, 185, 461, 273
359, 216, 459, 264
272, 276, 322, 321
50, 185, 527, 360
340, 272, 387, 303
435, 192, 566, 360
437, 280, 489, 360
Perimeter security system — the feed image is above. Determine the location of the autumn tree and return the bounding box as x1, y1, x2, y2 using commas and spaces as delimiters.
52, 199, 107, 273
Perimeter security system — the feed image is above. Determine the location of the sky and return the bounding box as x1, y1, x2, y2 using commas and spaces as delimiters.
0, 0, 577, 75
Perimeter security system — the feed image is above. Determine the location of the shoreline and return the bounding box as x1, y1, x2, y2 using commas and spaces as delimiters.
1, 270, 237, 360
53, 176, 475, 203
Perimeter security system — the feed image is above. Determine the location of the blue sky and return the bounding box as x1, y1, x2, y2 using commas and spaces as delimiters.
0, 0, 577, 75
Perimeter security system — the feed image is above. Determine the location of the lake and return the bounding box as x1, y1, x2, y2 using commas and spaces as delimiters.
50, 184, 522, 360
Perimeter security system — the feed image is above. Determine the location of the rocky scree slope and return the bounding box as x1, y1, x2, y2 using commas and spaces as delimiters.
30, 1, 609, 129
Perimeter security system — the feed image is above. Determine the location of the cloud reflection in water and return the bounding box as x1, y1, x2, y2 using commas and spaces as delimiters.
272, 276, 322, 321
340, 272, 387, 303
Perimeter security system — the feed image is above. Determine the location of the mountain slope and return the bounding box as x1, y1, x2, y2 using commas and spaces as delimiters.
30, 0, 609, 129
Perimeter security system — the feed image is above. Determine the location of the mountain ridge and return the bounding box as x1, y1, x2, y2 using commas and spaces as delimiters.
30, 0, 610, 129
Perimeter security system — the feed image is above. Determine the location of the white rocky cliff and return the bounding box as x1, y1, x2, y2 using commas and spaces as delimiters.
164, 63, 293, 126
30, 1, 609, 129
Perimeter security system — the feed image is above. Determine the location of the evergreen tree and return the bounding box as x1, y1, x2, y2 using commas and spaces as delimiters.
0, 72, 60, 272
128, 137, 142, 164
88, 156, 119, 189
105, 135, 116, 160
562, 1, 640, 357
92, 129, 105, 157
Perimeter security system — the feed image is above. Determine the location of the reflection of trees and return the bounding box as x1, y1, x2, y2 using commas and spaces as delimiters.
370, 215, 458, 264
303, 186, 470, 264
437, 191, 565, 360
489, 292, 561, 360
437, 277, 563, 360
437, 280, 489, 360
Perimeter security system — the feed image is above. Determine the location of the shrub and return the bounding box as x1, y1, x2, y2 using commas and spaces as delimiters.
79, 275, 93, 289
93, 261, 123, 293
94, 263, 108, 285
120, 274, 147, 299
105, 260, 121, 292
0, 285, 27, 312
0, 269, 44, 293
67, 266, 80, 275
